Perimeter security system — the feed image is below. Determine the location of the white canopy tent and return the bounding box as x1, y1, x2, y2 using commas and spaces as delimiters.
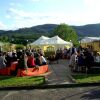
30, 35, 73, 50
30, 36, 50, 45
47, 36, 73, 50
81, 37, 100, 43
47, 36, 72, 45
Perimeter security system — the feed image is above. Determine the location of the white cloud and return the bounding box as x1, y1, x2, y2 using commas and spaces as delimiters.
79, 0, 100, 25
6, 15, 11, 19
7, 8, 69, 29
5, 6, 100, 30
84, 0, 95, 6
67, 11, 100, 25
83, 0, 100, 7
9, 2, 22, 8
0, 21, 7, 30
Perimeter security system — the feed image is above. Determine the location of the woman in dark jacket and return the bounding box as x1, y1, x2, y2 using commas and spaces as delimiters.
84, 51, 94, 70
18, 53, 28, 69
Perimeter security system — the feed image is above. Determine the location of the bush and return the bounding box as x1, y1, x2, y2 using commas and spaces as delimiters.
15, 44, 24, 50
44, 51, 56, 58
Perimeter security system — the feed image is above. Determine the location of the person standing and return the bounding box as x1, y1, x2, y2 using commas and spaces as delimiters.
0, 53, 6, 69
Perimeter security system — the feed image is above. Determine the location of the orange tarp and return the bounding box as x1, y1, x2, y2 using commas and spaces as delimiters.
17, 65, 49, 77
0, 63, 50, 77
0, 62, 18, 76
8, 62, 18, 75
0, 68, 8, 75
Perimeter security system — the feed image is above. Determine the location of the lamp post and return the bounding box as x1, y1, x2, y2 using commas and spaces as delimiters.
26, 40, 28, 49
70, 40, 73, 47
11, 38, 14, 43
79, 41, 80, 45
9, 38, 13, 51
79, 40, 81, 46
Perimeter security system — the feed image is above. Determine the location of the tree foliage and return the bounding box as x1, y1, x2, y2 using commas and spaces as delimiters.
53, 23, 78, 44
15, 44, 24, 50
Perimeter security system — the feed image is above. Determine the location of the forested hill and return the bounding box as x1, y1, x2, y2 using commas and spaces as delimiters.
0, 23, 100, 37
73, 23, 100, 36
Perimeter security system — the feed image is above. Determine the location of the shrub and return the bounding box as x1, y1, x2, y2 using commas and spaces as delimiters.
15, 44, 24, 50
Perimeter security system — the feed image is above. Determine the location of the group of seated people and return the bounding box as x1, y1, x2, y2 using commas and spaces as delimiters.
0, 49, 47, 75
69, 47, 100, 72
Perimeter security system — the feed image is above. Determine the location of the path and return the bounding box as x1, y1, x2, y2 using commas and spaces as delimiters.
46, 59, 74, 85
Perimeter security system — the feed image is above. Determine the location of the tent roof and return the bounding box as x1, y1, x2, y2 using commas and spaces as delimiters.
30, 35, 72, 46
30, 36, 49, 45
81, 37, 100, 43
47, 35, 72, 45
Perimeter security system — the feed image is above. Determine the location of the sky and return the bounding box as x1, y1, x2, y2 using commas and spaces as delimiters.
0, 0, 100, 30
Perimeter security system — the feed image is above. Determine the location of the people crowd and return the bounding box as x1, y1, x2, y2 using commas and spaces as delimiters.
69, 45, 100, 72
0, 45, 100, 74
0, 49, 47, 71
47, 45, 100, 72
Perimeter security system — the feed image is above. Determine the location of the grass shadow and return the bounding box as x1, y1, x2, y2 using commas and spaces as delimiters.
0, 75, 14, 81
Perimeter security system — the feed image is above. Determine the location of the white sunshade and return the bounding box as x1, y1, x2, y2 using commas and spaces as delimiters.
30, 35, 73, 48
30, 36, 50, 45
47, 35, 72, 45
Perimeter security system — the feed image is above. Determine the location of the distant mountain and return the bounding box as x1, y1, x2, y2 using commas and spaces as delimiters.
73, 23, 100, 36
33, 24, 57, 33
0, 30, 6, 34
0, 23, 100, 37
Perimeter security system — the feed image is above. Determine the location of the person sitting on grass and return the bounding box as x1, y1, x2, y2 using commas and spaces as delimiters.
27, 52, 38, 68
35, 53, 47, 66
40, 54, 47, 65
0, 52, 6, 69
10, 52, 28, 76
17, 53, 28, 69
35, 53, 42, 66
6, 52, 12, 67
12, 52, 17, 62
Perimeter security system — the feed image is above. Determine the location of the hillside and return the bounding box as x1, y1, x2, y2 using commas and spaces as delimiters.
0, 23, 100, 37
73, 24, 100, 36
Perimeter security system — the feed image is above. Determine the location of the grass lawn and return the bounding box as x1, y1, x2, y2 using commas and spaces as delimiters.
72, 74, 100, 83
0, 75, 45, 87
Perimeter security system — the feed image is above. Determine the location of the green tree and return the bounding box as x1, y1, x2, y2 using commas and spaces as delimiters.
15, 44, 24, 50
53, 23, 78, 44
0, 36, 9, 42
